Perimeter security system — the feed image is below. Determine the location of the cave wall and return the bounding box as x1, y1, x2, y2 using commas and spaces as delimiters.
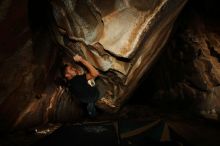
138, 0, 220, 118
1, 0, 220, 132
0, 0, 82, 131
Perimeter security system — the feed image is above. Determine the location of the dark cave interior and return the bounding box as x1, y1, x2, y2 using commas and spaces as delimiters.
1, 0, 220, 146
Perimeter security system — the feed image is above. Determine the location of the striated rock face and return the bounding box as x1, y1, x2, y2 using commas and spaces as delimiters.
0, 0, 188, 130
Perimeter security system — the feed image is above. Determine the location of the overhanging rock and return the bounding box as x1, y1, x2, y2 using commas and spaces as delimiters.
51, 0, 188, 112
